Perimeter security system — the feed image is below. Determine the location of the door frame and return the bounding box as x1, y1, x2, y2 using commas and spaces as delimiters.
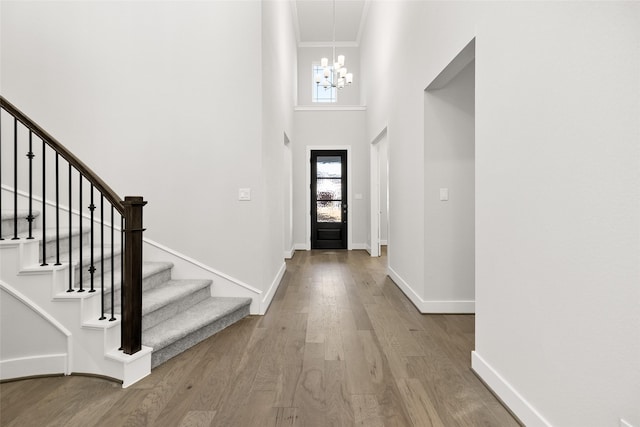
306, 145, 352, 250
369, 127, 388, 257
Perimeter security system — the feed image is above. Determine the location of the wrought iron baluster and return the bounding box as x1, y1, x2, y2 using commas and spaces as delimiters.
67, 163, 73, 293
54, 153, 60, 265
41, 141, 47, 265
99, 194, 105, 320
89, 185, 95, 292
110, 206, 116, 321
12, 117, 18, 240
120, 215, 124, 350
26, 132, 35, 239
0, 109, 3, 241
78, 176, 84, 292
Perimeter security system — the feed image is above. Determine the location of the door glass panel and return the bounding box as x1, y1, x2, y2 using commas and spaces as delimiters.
317, 201, 342, 222
316, 178, 342, 200
317, 156, 342, 178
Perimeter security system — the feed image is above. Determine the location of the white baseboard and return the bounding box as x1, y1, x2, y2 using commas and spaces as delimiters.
294, 243, 309, 251
350, 243, 367, 250
0, 354, 67, 380
387, 267, 475, 314
284, 245, 295, 259
365, 244, 372, 255
472, 351, 551, 427
261, 262, 286, 314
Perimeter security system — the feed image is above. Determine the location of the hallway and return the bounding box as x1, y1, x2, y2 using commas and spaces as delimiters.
1, 250, 518, 426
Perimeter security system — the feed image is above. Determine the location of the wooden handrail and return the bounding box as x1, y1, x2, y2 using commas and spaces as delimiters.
0, 96, 124, 215
1, 95, 144, 356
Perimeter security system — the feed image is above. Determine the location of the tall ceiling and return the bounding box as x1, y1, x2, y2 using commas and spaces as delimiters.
293, 0, 368, 45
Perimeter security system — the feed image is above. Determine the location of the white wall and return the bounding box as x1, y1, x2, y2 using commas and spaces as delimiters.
297, 47, 361, 106
361, 1, 640, 426
423, 59, 475, 311
292, 110, 367, 249
0, 1, 288, 298
261, 0, 297, 302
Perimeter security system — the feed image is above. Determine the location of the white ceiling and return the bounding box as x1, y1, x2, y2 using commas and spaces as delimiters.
293, 0, 368, 46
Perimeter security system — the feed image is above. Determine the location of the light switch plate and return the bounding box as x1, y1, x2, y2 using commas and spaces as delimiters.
439, 188, 449, 201
239, 188, 251, 201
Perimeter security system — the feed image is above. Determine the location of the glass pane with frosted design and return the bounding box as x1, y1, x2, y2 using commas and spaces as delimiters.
317, 156, 342, 178
317, 178, 342, 200
317, 201, 342, 223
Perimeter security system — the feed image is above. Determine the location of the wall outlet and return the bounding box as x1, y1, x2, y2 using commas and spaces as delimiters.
238, 188, 251, 201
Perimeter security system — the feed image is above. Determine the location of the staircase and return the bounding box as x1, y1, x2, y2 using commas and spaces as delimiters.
1, 209, 251, 378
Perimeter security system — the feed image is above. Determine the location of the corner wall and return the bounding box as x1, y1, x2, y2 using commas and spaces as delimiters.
360, 1, 640, 425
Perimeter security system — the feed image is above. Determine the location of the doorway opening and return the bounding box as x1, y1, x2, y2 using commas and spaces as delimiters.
423, 38, 475, 313
310, 150, 348, 249
369, 127, 389, 258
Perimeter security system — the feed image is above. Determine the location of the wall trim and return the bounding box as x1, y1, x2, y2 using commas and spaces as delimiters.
472, 351, 551, 427
143, 238, 262, 295
0, 354, 68, 380
387, 267, 475, 314
295, 105, 366, 112
298, 41, 359, 48
284, 245, 295, 259
351, 243, 368, 250
294, 243, 309, 251
261, 262, 286, 315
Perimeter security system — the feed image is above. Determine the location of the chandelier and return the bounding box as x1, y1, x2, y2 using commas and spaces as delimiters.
315, 0, 353, 90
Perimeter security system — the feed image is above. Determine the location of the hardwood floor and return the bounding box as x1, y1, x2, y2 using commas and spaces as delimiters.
0, 250, 519, 427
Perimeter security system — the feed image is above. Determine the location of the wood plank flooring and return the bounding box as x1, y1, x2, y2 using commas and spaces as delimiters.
0, 249, 520, 427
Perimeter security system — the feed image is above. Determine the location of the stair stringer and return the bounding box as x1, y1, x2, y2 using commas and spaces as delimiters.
0, 238, 151, 387
143, 239, 286, 315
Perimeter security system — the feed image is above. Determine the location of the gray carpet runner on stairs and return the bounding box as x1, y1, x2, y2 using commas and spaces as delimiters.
2, 210, 251, 369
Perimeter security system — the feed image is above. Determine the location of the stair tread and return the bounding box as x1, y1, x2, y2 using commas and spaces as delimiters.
141, 279, 212, 314
142, 297, 251, 350
78, 261, 174, 291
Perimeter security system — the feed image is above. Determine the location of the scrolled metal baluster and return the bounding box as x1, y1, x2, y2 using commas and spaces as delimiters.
89, 185, 96, 292
26, 131, 35, 239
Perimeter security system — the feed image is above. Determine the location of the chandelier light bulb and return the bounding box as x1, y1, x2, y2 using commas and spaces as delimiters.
314, 0, 354, 92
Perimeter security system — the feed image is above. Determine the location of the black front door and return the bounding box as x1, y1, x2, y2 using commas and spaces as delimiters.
311, 150, 347, 249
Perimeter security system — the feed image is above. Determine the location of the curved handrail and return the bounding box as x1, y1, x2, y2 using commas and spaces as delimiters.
0, 96, 124, 215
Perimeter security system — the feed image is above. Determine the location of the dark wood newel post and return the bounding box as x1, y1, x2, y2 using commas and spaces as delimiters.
122, 196, 146, 355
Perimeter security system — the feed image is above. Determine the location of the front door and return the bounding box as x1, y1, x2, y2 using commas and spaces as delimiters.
311, 150, 347, 249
